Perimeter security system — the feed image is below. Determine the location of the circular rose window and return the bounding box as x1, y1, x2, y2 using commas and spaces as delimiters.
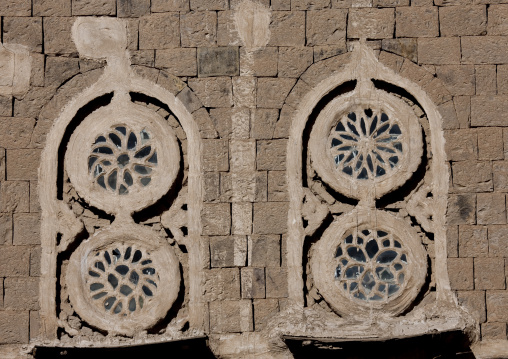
66, 226, 180, 335
311, 210, 427, 317
309, 91, 423, 201
65, 101, 179, 216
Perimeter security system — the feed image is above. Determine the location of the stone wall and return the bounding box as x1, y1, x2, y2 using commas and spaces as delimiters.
0, 0, 507, 357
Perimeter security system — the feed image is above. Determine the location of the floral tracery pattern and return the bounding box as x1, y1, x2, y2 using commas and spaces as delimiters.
329, 108, 403, 180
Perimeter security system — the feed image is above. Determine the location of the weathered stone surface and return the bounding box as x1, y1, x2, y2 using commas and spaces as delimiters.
439, 6, 487, 37
191, 0, 227, 10
210, 236, 247, 267
0, 118, 35, 149
0, 213, 13, 245
248, 235, 280, 267
6, 149, 41, 181
447, 226, 458, 258
418, 37, 460, 65
13, 213, 40, 245
462, 36, 508, 64
488, 5, 508, 35
30, 181, 40, 213
476, 65, 497, 96
452, 161, 492, 192
30, 246, 41, 276
232, 203, 252, 235
381, 39, 417, 63
0, 0, 31, 16
240, 47, 278, 77
457, 291, 486, 324
278, 47, 313, 78
0, 311, 29, 344
181, 11, 217, 47
0, 246, 30, 276
447, 194, 476, 225
487, 291, 508, 322
488, 225, 508, 257
34, 0, 71, 16
266, 267, 288, 298
130, 50, 154, 67
209, 300, 253, 333
314, 44, 347, 62
481, 322, 507, 340
45, 56, 80, 87
30, 311, 40, 341
0, 181, 29, 213
71, 0, 115, 15
272, 0, 290, 10
198, 47, 239, 77
204, 172, 220, 202
478, 128, 503, 160
436, 65, 475, 96
202, 203, 231, 235
0, 96, 12, 117
189, 77, 233, 108
348, 8, 394, 39
139, 13, 180, 49
117, 0, 150, 17
306, 10, 347, 46
257, 78, 295, 109
396, 7, 438, 38
241, 267, 265, 298
232, 77, 256, 109
253, 299, 279, 331
251, 109, 278, 140
447, 258, 474, 290
453, 96, 471, 129
268, 171, 288, 202
0, 148, 4, 181
471, 96, 508, 126
253, 202, 288, 234
204, 268, 240, 300
151, 0, 188, 11
4, 278, 39, 310
268, 11, 306, 46
475, 258, 506, 290
3, 17, 43, 53
444, 130, 477, 161
477, 193, 506, 225
43, 17, 76, 55
257, 140, 287, 171
459, 225, 488, 258
156, 48, 197, 77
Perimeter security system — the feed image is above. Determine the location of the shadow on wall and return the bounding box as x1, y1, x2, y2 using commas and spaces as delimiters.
285, 330, 475, 359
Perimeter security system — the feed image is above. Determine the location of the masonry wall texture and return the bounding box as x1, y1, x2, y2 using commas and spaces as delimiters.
0, 0, 508, 358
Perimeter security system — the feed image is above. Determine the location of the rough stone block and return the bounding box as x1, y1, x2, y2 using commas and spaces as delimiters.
476, 65, 497, 96
439, 6, 487, 37
447, 194, 476, 225
139, 13, 180, 49
452, 161, 492, 193
306, 10, 347, 46
253, 299, 279, 331
447, 258, 474, 290
487, 291, 508, 322
13, 213, 40, 245
3, 17, 43, 53
0, 148, 4, 181
478, 128, 503, 160
475, 258, 506, 290
72, 0, 115, 15
210, 108, 237, 139
257, 79, 294, 110
471, 96, 508, 127
268, 171, 288, 202
155, 48, 196, 77
0, 181, 29, 213
240, 47, 278, 77
381, 39, 417, 63
462, 36, 508, 65
151, 0, 188, 12
30, 311, 40, 341
314, 44, 348, 62
0, 118, 35, 149
395, 7, 438, 38
241, 267, 265, 298
498, 65, 508, 95
257, 140, 287, 171
191, 0, 227, 10
253, 202, 288, 234
181, 11, 217, 47
232, 203, 252, 236
436, 66, 475, 96
210, 236, 247, 267
0, 96, 12, 117
278, 47, 313, 78
209, 300, 253, 333
266, 267, 288, 298
444, 130, 477, 161
232, 77, 256, 109
0, 213, 13, 245
130, 50, 155, 67
4, 278, 39, 310
203, 268, 240, 300
481, 322, 507, 340
459, 225, 488, 258
488, 225, 508, 257
447, 225, 459, 258
189, 77, 233, 108
251, 109, 278, 140
488, 5, 508, 36
453, 96, 471, 129
176, 87, 202, 114
477, 193, 506, 225
202, 203, 231, 236
198, 47, 239, 77
45, 56, 80, 87
34, 0, 71, 15
292, 0, 330, 9
457, 291, 486, 324
0, 246, 30, 276
30, 246, 41, 277
43, 17, 76, 55
418, 38, 460, 65
204, 172, 220, 202
117, 0, 150, 17
268, 11, 305, 46
0, 311, 29, 344
272, 0, 290, 10
347, 8, 394, 40
6, 149, 41, 181
248, 235, 280, 267
0, 0, 31, 16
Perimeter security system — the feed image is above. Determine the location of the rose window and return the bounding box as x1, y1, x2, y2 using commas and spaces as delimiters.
334, 229, 408, 302
89, 126, 157, 195
87, 244, 159, 316
330, 109, 402, 180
